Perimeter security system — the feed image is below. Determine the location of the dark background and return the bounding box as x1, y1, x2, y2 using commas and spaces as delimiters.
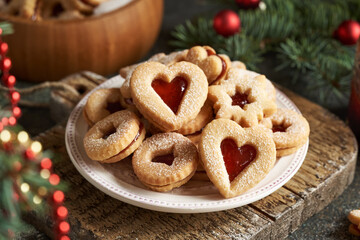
16, 0, 359, 239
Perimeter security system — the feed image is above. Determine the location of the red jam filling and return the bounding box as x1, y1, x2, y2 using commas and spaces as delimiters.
206, 49, 216, 56
272, 125, 287, 133
106, 101, 124, 114
102, 126, 117, 140
205, 49, 227, 82
151, 77, 187, 114
215, 55, 227, 82
221, 138, 257, 182
231, 92, 250, 109
119, 123, 143, 154
152, 154, 175, 166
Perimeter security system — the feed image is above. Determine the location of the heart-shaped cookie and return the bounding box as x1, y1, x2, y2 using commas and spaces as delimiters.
185, 46, 231, 85
130, 61, 208, 132
199, 119, 276, 198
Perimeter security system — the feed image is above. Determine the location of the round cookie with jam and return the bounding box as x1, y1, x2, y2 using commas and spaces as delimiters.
83, 110, 145, 163
132, 132, 198, 192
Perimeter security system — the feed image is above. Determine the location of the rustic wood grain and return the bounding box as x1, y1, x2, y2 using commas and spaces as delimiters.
0, 0, 163, 82
31, 81, 358, 240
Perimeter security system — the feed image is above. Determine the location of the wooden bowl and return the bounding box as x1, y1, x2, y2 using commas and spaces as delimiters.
0, 0, 163, 82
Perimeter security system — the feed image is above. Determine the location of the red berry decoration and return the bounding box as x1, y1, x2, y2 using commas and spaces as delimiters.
235, 0, 260, 9
213, 10, 241, 37
334, 20, 360, 45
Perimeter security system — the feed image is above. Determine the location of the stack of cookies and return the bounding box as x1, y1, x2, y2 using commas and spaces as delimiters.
82, 46, 310, 199
0, 0, 108, 20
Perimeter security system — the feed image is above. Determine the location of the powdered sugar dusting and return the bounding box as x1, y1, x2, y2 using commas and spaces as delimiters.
199, 119, 276, 198
133, 133, 198, 187
83, 110, 140, 160
270, 108, 310, 148
130, 61, 208, 131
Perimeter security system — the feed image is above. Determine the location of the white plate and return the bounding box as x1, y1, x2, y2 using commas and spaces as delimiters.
65, 75, 308, 213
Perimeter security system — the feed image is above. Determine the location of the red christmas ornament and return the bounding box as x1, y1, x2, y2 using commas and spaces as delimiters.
334, 20, 360, 45
235, 0, 260, 9
213, 10, 241, 37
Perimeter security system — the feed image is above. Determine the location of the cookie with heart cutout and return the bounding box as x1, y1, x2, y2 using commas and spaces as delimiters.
132, 132, 198, 192
83, 110, 146, 163
119, 50, 188, 111
185, 46, 231, 85
130, 61, 208, 132
208, 73, 277, 127
175, 100, 213, 135
83, 88, 125, 126
198, 119, 276, 198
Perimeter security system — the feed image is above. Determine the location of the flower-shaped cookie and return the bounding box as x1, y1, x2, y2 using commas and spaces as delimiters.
199, 119, 276, 198
185, 46, 231, 85
265, 108, 310, 157
217, 67, 277, 103
208, 72, 277, 127
130, 61, 208, 132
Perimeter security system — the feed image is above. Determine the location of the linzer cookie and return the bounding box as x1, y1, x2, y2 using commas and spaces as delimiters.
176, 100, 213, 135
199, 119, 276, 198
132, 132, 198, 192
83, 88, 124, 126
231, 61, 246, 70
266, 108, 310, 157
130, 61, 208, 132
83, 110, 145, 163
208, 73, 277, 127
185, 46, 231, 85
119, 50, 188, 111
218, 67, 277, 102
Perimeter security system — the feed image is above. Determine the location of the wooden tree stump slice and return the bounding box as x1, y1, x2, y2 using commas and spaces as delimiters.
31, 80, 358, 240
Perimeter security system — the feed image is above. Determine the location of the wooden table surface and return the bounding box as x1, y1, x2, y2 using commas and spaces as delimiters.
25, 76, 357, 239
15, 1, 360, 239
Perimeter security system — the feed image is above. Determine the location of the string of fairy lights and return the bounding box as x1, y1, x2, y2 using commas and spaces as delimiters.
0, 28, 70, 239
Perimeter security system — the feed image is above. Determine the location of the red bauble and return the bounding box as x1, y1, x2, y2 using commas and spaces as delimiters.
334, 20, 360, 45
235, 0, 260, 9
213, 10, 241, 37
